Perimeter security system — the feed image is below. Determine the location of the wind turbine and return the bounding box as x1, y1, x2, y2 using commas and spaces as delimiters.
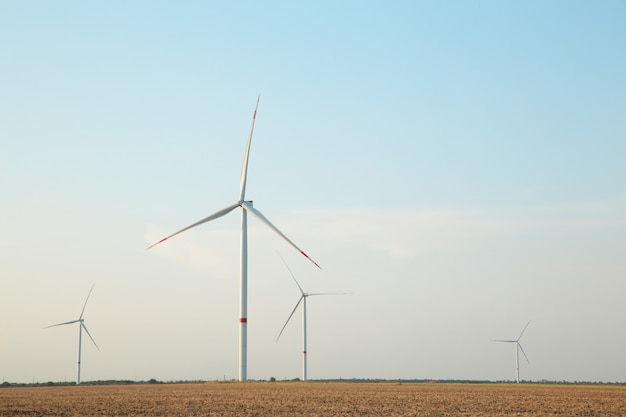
45, 284, 100, 385
493, 320, 531, 383
147, 96, 320, 381
276, 255, 346, 381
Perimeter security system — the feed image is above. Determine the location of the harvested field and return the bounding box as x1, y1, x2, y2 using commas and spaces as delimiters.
1, 382, 625, 416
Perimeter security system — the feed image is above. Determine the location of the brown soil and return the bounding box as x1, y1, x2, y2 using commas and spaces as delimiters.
1, 382, 624, 416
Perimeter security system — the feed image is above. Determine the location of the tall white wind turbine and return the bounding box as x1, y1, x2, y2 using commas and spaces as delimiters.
276, 256, 345, 381
147, 97, 320, 381
45, 284, 100, 385
493, 320, 531, 383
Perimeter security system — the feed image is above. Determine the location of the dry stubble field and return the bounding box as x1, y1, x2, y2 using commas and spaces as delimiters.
1, 382, 625, 416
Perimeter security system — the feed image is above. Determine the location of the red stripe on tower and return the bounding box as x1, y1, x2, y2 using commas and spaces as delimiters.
240, 318, 247, 323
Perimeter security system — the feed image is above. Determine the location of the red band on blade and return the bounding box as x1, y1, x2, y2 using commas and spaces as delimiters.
240, 318, 247, 323
301, 251, 321, 268
159, 238, 167, 243
303, 351, 307, 354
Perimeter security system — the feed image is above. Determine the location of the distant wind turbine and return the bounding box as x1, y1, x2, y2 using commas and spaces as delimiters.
45, 284, 100, 385
276, 255, 346, 381
147, 97, 320, 381
493, 320, 531, 383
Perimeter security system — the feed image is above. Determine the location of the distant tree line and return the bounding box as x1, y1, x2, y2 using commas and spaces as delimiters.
2, 378, 625, 388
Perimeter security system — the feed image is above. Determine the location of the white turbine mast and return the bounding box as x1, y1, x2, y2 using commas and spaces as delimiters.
147, 96, 320, 381
276, 255, 346, 381
44, 284, 100, 385
493, 320, 531, 383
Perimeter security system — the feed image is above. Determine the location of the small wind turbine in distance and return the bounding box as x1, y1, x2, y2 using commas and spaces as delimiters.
44, 284, 100, 385
276, 255, 348, 381
147, 96, 320, 382
493, 320, 531, 384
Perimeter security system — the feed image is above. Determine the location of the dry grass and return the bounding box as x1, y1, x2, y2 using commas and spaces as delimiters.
1, 381, 625, 416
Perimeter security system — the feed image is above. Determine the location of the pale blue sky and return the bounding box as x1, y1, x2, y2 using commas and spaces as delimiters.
1, 1, 625, 383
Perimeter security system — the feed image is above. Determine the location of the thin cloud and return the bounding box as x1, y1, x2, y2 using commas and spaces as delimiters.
144, 223, 238, 279
145, 198, 626, 270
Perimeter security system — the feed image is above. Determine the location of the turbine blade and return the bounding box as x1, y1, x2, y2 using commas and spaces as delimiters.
79, 283, 95, 320
147, 202, 240, 249
82, 322, 100, 351
518, 342, 530, 364
44, 319, 80, 328
307, 292, 350, 297
492, 339, 516, 343
518, 320, 531, 341
239, 95, 260, 202
278, 253, 305, 295
276, 296, 304, 342
242, 202, 320, 269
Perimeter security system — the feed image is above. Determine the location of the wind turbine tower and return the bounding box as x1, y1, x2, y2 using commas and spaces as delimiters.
45, 284, 100, 385
493, 320, 531, 383
276, 256, 346, 381
148, 97, 320, 381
